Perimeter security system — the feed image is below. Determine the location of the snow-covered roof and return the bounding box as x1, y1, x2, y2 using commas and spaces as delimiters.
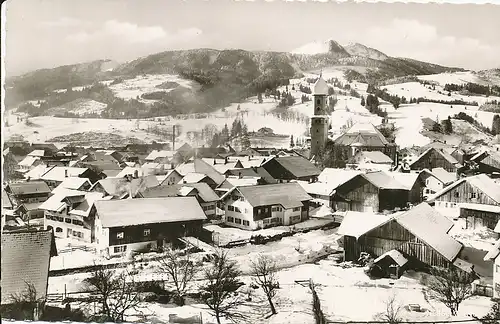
337, 211, 390, 239
28, 149, 46, 157
318, 169, 362, 187
18, 156, 41, 167
295, 181, 335, 196
313, 75, 329, 96
374, 250, 408, 267
145, 150, 175, 161
429, 174, 500, 204
388, 172, 419, 190
180, 172, 208, 184
95, 197, 207, 228
52, 177, 91, 194
484, 239, 500, 261
459, 203, 500, 214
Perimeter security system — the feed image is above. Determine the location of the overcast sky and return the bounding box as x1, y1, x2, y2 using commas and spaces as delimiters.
4, 0, 500, 76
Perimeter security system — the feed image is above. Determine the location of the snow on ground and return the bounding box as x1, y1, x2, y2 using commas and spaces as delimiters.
449, 218, 498, 252
108, 74, 198, 101
67, 99, 107, 116
418, 71, 485, 86
382, 81, 500, 107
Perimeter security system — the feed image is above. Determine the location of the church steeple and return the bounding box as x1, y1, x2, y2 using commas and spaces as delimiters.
310, 73, 330, 160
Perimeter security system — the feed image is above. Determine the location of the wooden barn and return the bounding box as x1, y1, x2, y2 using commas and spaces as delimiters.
471, 150, 500, 174
410, 147, 464, 173
459, 203, 500, 231
333, 171, 409, 213
338, 203, 463, 268
428, 174, 500, 216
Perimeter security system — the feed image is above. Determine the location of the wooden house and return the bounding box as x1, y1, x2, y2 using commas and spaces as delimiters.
333, 171, 409, 213
484, 240, 500, 298
428, 174, 500, 217
219, 182, 312, 230
338, 203, 463, 268
261, 156, 321, 182
459, 203, 500, 231
94, 197, 207, 257
410, 147, 464, 173
4, 181, 52, 221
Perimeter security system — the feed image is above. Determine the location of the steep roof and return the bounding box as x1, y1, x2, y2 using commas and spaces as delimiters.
318, 169, 362, 187
421, 167, 457, 185
337, 211, 391, 239
24, 165, 54, 180
264, 156, 320, 178
395, 203, 461, 262
374, 250, 408, 267
459, 203, 500, 214
7, 181, 51, 195
333, 123, 391, 146
145, 150, 175, 161
429, 174, 500, 204
69, 192, 112, 217
410, 147, 463, 169
351, 151, 393, 164
92, 175, 159, 198
1, 230, 57, 304
2, 189, 13, 209
362, 171, 408, 190
388, 172, 420, 190
313, 75, 329, 95
28, 149, 46, 157
39, 188, 88, 212
225, 182, 312, 209
18, 156, 41, 167
143, 182, 219, 202
95, 197, 207, 228
40, 167, 89, 182
52, 177, 91, 192
180, 172, 209, 184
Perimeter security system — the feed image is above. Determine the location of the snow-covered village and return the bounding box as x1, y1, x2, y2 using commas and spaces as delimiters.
2, 1, 500, 324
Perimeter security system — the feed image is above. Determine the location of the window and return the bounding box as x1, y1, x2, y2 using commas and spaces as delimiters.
65, 218, 72, 224
316, 99, 320, 105
56, 227, 63, 233
243, 220, 249, 226
227, 216, 234, 223
271, 218, 279, 223
234, 218, 242, 224
114, 246, 127, 253
239, 197, 244, 202
426, 179, 429, 185
116, 232, 124, 239
72, 219, 84, 226
73, 231, 83, 238
293, 207, 301, 212
56, 216, 64, 222
496, 265, 500, 273
454, 192, 460, 198
144, 229, 151, 236
272, 206, 282, 212
471, 192, 477, 199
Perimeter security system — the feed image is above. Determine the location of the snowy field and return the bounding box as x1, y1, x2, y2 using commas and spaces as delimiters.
418, 71, 491, 86
108, 74, 199, 101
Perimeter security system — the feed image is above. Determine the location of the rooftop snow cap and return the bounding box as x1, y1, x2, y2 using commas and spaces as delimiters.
313, 75, 329, 96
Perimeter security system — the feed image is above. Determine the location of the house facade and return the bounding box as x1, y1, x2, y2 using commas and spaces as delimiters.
220, 183, 312, 230
459, 203, 500, 231
261, 156, 321, 182
410, 147, 463, 173
429, 174, 500, 217
94, 197, 207, 257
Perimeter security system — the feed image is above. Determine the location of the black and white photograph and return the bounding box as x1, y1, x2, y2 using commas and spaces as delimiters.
2, 0, 500, 323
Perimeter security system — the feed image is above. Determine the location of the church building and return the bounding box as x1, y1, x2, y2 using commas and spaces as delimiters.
310, 74, 330, 160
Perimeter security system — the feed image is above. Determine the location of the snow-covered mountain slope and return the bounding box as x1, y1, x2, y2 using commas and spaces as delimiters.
344, 42, 389, 61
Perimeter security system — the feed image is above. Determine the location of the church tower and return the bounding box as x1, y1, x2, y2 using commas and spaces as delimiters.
310, 74, 330, 159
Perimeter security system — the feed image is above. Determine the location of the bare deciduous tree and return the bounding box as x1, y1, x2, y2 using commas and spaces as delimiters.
9, 281, 46, 320
381, 293, 403, 324
200, 250, 245, 324
157, 248, 198, 306
426, 267, 475, 316
82, 265, 143, 322
250, 255, 279, 315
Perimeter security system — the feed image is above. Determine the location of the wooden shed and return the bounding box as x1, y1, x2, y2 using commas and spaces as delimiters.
338, 203, 462, 268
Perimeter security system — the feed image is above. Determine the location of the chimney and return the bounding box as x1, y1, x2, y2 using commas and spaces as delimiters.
225, 157, 228, 165
171, 163, 175, 169
65, 169, 68, 178
134, 170, 139, 179
26, 177, 30, 182
183, 180, 187, 184
213, 159, 216, 165
238, 172, 242, 179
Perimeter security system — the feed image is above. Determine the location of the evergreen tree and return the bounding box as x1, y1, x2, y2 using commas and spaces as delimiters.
492, 115, 500, 135
441, 116, 453, 134
290, 135, 295, 148
258, 93, 263, 104
360, 96, 365, 107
